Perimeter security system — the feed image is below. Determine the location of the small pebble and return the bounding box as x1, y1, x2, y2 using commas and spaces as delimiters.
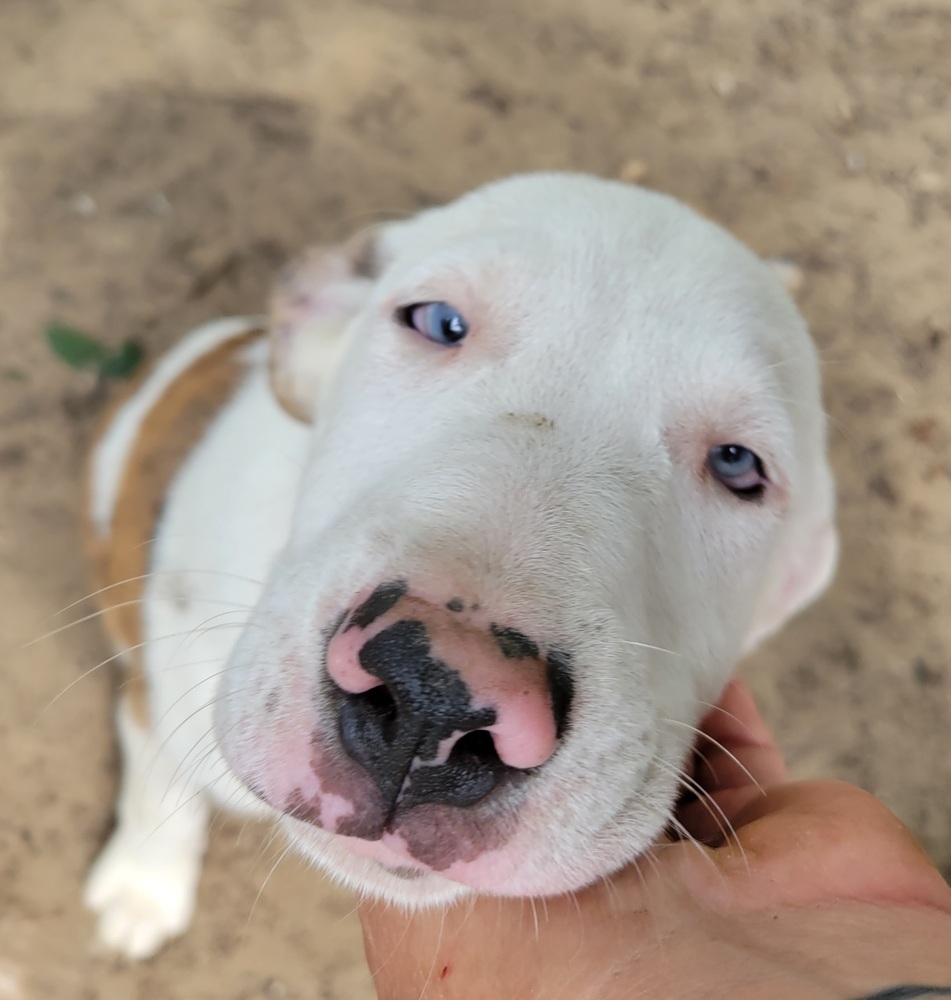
70, 192, 97, 216
710, 70, 739, 98
911, 169, 945, 194
148, 191, 171, 216
845, 151, 866, 173
832, 96, 855, 127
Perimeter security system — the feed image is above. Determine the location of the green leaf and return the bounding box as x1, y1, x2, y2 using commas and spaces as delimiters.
99, 340, 145, 380
46, 322, 108, 370
45, 322, 145, 381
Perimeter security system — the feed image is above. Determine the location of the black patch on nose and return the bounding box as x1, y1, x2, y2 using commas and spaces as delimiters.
490, 624, 539, 660
546, 649, 574, 739
346, 579, 408, 631
336, 618, 503, 813
446, 597, 464, 613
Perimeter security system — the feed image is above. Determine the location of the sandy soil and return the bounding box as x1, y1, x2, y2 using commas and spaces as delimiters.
1, 1, 950, 997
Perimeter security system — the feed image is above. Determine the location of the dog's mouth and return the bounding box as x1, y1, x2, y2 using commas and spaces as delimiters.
218, 577, 692, 898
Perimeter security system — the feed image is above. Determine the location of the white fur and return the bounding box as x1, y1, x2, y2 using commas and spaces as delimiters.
86, 325, 307, 955
88, 173, 837, 955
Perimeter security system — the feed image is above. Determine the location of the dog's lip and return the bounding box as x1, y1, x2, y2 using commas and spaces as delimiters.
338, 828, 425, 868
287, 813, 432, 871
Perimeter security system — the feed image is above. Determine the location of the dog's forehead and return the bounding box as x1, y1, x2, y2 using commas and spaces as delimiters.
375, 175, 808, 397
382, 174, 796, 343
384, 174, 748, 282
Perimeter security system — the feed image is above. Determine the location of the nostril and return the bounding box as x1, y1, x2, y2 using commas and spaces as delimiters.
401, 728, 510, 811
352, 684, 398, 740
361, 684, 397, 720
449, 729, 501, 770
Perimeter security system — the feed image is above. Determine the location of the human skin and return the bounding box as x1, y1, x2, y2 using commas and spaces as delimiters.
359, 680, 951, 1000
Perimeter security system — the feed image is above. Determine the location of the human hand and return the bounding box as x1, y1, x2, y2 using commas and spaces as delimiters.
359, 679, 951, 999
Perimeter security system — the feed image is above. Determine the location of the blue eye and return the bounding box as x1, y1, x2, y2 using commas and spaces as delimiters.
398, 302, 469, 346
707, 445, 767, 500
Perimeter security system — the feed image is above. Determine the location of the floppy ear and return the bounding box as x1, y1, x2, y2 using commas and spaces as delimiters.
268, 229, 382, 422
742, 452, 838, 654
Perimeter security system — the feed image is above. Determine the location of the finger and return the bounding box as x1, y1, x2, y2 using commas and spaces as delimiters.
678, 779, 951, 915
702, 677, 782, 756
676, 680, 787, 841
698, 679, 786, 786
678, 744, 786, 843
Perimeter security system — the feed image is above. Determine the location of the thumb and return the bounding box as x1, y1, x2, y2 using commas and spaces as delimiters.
675, 779, 951, 915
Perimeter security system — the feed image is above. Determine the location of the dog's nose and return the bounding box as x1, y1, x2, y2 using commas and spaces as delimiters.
326, 586, 571, 811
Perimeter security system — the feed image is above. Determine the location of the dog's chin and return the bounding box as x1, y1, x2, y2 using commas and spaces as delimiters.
280, 814, 473, 906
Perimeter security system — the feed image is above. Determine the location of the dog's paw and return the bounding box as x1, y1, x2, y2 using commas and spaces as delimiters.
84, 837, 199, 960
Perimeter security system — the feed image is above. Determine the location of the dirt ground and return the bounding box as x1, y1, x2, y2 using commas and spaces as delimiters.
1, 0, 950, 997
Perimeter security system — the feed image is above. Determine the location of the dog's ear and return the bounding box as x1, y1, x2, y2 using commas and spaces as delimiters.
742, 452, 838, 653
268, 229, 382, 423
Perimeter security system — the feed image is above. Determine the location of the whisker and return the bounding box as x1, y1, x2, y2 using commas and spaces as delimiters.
148, 612, 254, 700
674, 767, 734, 846
617, 639, 684, 658
249, 824, 286, 874
660, 717, 763, 794
25, 598, 251, 648
652, 750, 736, 843
49, 569, 263, 620
150, 667, 230, 738
656, 756, 751, 877
245, 841, 294, 933
153, 685, 251, 793
35, 626, 245, 720
694, 699, 756, 738
665, 815, 726, 883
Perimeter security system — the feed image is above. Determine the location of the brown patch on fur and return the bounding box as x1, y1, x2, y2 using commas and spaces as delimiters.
121, 670, 151, 731
85, 327, 265, 727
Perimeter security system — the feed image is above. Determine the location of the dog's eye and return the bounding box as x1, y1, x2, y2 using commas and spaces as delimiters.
708, 445, 767, 501
397, 302, 469, 346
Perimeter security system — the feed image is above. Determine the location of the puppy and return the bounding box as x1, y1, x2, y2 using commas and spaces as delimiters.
83, 172, 837, 959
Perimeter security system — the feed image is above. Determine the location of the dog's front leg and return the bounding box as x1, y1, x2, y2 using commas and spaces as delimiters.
84, 688, 209, 960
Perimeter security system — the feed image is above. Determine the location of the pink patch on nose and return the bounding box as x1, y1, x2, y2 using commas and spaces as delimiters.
483, 689, 557, 770
318, 790, 359, 832
325, 624, 380, 694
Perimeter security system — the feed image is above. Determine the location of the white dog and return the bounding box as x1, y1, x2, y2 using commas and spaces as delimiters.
83, 172, 837, 960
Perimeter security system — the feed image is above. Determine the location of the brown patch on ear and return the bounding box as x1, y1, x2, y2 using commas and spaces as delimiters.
85, 327, 265, 726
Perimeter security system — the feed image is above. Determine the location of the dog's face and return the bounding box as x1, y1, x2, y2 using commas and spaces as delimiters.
216, 173, 836, 903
